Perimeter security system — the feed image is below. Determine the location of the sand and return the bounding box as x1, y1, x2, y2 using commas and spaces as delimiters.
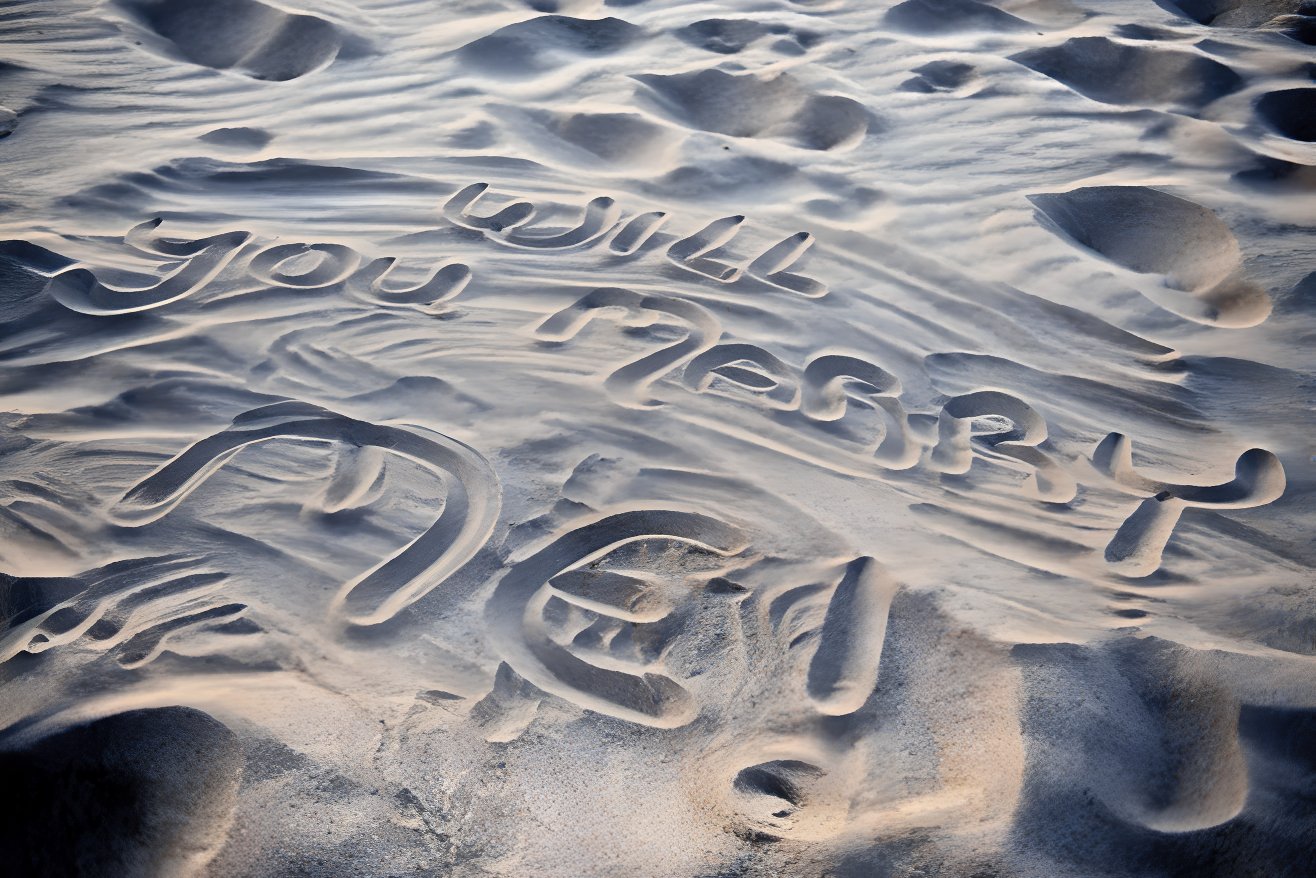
0, 0, 1313, 875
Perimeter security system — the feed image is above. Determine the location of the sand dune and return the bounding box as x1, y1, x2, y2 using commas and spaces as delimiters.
0, 0, 1313, 876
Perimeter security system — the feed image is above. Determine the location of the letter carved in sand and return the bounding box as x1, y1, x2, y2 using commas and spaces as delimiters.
485, 526, 905, 730
33, 219, 472, 316
485, 510, 750, 728
532, 289, 1077, 493
46, 219, 253, 315
27, 182, 825, 317
529, 291, 1288, 575
444, 182, 828, 294
1090, 432, 1286, 578
111, 401, 500, 626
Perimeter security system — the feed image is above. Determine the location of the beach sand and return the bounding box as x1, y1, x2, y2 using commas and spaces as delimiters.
0, 1, 1313, 875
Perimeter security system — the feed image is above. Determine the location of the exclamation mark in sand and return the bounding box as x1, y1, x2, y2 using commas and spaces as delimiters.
807, 556, 899, 717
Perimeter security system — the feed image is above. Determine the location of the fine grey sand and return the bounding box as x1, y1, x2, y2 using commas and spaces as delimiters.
0, 0, 1313, 876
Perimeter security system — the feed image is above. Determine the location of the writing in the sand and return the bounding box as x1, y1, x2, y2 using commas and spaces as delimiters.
32, 182, 827, 316
533, 285, 1285, 577
20, 186, 1288, 580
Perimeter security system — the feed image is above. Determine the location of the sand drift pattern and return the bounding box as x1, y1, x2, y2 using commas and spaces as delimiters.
0, 1, 1313, 876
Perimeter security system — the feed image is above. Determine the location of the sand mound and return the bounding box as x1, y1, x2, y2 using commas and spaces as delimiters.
198, 127, 273, 149
1169, 0, 1306, 24
0, 707, 240, 877
1256, 88, 1316, 141
635, 68, 868, 150
1166, 0, 1316, 41
459, 15, 641, 77
1013, 37, 1243, 108
900, 60, 979, 93
113, 0, 347, 81
1030, 186, 1271, 326
540, 110, 679, 165
885, 0, 1035, 33
676, 19, 776, 54
674, 18, 821, 55
1014, 638, 1316, 875
1030, 186, 1241, 284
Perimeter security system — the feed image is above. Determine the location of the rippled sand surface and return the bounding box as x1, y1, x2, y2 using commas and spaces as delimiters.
1, 1, 1313, 875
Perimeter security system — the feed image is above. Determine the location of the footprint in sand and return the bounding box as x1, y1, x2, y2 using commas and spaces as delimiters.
111, 0, 356, 81
458, 15, 641, 78
537, 110, 681, 167
1012, 37, 1242, 110
722, 588, 1026, 845
1028, 185, 1272, 327
885, 0, 1037, 33
899, 60, 979, 94
674, 19, 823, 56
1257, 88, 1316, 142
634, 68, 870, 151
1013, 638, 1250, 839
730, 759, 831, 841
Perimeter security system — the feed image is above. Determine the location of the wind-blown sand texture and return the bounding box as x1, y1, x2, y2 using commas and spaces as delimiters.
0, 0, 1313, 875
